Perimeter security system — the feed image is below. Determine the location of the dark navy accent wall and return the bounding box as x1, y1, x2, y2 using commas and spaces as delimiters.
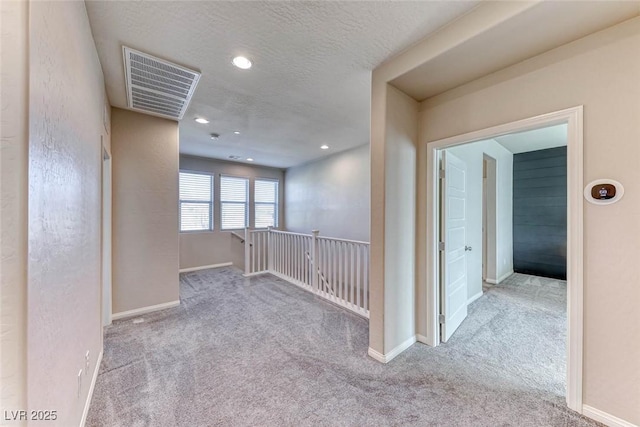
513, 146, 567, 279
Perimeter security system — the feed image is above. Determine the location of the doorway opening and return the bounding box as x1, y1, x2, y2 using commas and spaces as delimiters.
482, 155, 497, 284
102, 141, 112, 327
425, 107, 583, 412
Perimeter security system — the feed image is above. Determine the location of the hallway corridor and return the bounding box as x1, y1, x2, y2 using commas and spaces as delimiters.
87, 268, 597, 427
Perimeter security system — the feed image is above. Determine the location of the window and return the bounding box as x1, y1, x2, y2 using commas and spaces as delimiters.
255, 179, 279, 228
179, 172, 213, 232
220, 176, 249, 230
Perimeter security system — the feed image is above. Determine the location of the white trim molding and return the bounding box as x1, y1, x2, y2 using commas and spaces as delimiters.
415, 334, 430, 344
424, 106, 584, 413
179, 262, 232, 273
368, 336, 417, 363
582, 405, 638, 427
112, 300, 180, 321
485, 270, 514, 285
242, 271, 269, 278
80, 350, 103, 427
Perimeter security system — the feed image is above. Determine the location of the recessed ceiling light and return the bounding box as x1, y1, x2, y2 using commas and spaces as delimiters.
234, 131, 241, 135
195, 118, 209, 124
210, 133, 219, 140
246, 158, 254, 162
232, 56, 252, 70
320, 145, 329, 150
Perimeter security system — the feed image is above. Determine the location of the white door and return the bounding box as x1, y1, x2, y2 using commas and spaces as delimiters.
440, 151, 468, 342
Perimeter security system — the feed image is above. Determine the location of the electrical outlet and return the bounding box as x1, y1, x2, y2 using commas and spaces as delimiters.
77, 370, 83, 398
85, 351, 90, 374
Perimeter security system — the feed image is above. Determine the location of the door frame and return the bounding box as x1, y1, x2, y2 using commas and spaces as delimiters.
482, 154, 497, 283
101, 140, 112, 328
424, 106, 583, 412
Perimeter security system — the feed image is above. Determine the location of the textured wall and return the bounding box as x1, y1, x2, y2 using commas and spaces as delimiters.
111, 108, 180, 314
1, 0, 29, 417
27, 2, 108, 425
513, 147, 567, 279
285, 144, 369, 241
179, 155, 284, 270
418, 18, 640, 424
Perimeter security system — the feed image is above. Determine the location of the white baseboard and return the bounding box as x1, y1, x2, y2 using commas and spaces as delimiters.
582, 405, 637, 427
368, 335, 416, 364
416, 334, 434, 346
80, 349, 103, 427
242, 270, 269, 277
112, 300, 180, 321
468, 291, 483, 305
179, 262, 232, 273
485, 270, 514, 285
367, 347, 386, 363
499, 270, 514, 283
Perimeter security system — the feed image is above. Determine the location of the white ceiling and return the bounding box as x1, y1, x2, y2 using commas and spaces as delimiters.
494, 124, 567, 154
85, 1, 480, 169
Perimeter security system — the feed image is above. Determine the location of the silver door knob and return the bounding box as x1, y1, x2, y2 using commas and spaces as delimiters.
465, 246, 472, 251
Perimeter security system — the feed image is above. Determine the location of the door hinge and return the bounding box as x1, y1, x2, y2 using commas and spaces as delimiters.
438, 242, 445, 251
439, 314, 445, 324
439, 169, 445, 179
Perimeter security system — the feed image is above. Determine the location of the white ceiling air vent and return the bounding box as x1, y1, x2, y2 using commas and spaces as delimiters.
123, 47, 201, 120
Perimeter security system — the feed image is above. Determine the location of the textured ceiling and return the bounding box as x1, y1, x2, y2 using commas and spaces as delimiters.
85, 1, 479, 168
391, 1, 640, 101
495, 124, 567, 154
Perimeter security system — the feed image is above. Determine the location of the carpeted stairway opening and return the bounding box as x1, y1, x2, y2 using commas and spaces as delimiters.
87, 267, 600, 427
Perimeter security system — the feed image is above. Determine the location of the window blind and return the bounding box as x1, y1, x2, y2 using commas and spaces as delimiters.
220, 176, 248, 230
255, 179, 278, 228
179, 172, 213, 231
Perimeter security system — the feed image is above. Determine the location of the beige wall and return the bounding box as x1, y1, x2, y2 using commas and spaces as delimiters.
383, 86, 419, 354
25, 1, 109, 425
112, 108, 179, 314
1, 0, 29, 417
285, 144, 370, 241
369, 83, 419, 356
418, 17, 640, 424
179, 155, 284, 270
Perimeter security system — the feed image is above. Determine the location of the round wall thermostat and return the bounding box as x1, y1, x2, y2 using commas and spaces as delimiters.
584, 179, 624, 205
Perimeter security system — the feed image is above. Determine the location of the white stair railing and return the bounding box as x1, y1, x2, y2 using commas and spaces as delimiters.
243, 227, 369, 318
316, 236, 369, 317
269, 229, 314, 292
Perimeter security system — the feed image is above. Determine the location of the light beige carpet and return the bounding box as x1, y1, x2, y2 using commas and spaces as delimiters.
87, 268, 600, 427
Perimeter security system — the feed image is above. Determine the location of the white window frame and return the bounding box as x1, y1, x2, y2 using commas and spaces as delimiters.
254, 178, 279, 229
220, 174, 249, 230
179, 171, 214, 233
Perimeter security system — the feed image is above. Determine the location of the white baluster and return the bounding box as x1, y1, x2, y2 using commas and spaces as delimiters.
244, 227, 250, 275
350, 244, 355, 307
364, 245, 369, 311
356, 244, 361, 309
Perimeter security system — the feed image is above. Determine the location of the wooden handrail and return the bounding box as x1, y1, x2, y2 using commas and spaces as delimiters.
269, 229, 313, 238
316, 236, 370, 245
231, 231, 249, 245
269, 229, 370, 245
